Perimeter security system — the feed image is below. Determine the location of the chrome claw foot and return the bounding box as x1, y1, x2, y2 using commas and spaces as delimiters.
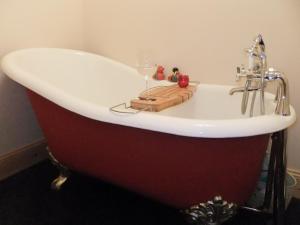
182, 196, 237, 225
47, 148, 70, 191
51, 173, 69, 190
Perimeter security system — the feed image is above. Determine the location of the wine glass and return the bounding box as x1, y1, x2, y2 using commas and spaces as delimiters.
136, 51, 155, 98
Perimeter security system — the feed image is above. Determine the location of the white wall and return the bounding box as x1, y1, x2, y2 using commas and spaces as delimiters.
83, 0, 300, 169
0, 0, 84, 155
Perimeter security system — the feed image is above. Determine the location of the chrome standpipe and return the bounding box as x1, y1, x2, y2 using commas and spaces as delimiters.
264, 68, 290, 116
230, 34, 291, 117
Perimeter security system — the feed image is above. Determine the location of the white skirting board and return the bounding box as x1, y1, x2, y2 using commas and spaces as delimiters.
287, 168, 300, 186
288, 168, 300, 178
0, 139, 48, 181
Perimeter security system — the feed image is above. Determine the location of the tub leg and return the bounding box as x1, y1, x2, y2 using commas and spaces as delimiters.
271, 130, 287, 225
243, 130, 287, 225
47, 147, 70, 191
182, 196, 237, 225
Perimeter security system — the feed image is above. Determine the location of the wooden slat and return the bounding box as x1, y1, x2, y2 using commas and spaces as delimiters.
131, 84, 197, 112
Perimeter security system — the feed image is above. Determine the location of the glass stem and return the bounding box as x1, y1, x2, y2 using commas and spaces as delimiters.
145, 76, 149, 98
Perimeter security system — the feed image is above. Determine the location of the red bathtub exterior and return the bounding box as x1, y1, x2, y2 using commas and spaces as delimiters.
27, 90, 269, 208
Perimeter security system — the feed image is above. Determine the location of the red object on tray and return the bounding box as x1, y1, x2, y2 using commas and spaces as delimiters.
153, 65, 165, 80
178, 74, 189, 88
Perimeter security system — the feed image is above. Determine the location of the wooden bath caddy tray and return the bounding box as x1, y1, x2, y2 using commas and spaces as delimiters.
130, 84, 197, 112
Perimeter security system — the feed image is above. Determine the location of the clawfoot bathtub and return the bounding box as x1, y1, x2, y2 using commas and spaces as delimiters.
1, 49, 296, 213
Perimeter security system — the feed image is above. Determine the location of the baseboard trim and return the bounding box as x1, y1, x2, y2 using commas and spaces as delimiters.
0, 139, 48, 181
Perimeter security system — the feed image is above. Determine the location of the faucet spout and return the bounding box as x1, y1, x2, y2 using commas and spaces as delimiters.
229, 87, 245, 95
229, 86, 260, 95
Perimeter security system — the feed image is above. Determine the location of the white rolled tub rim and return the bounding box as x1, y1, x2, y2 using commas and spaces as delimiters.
1, 48, 296, 138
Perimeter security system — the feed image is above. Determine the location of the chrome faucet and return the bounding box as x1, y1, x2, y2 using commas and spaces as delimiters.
230, 34, 290, 117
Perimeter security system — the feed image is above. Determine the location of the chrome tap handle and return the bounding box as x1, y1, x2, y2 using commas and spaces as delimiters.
244, 48, 258, 57
243, 34, 267, 73
236, 65, 247, 81
265, 68, 281, 81
254, 34, 265, 52
244, 35, 265, 57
